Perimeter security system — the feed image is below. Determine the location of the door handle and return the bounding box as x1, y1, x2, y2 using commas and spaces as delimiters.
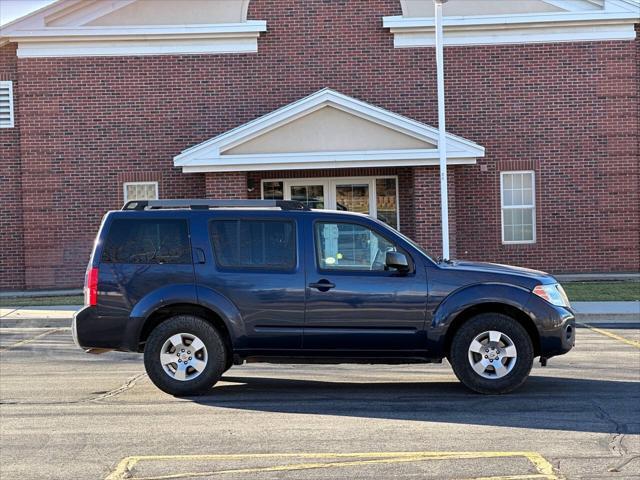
194, 247, 206, 264
309, 280, 336, 292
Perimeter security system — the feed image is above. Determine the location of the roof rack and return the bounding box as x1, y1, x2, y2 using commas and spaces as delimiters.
122, 199, 311, 211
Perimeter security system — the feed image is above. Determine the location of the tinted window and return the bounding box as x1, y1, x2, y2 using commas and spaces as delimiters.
315, 222, 397, 271
102, 219, 191, 264
210, 220, 296, 270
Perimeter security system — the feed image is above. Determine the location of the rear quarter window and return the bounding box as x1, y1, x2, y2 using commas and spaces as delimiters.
209, 219, 296, 270
101, 219, 191, 264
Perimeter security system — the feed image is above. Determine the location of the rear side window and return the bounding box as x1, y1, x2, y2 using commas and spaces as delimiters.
210, 219, 296, 270
101, 219, 191, 264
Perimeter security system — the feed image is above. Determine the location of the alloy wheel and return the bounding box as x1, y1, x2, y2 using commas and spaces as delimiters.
467, 330, 517, 379
160, 332, 208, 381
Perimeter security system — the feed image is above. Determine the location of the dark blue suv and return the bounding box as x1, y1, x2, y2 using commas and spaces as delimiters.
73, 199, 575, 396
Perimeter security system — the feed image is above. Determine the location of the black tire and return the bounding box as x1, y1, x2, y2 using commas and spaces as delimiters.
144, 315, 226, 396
449, 313, 534, 394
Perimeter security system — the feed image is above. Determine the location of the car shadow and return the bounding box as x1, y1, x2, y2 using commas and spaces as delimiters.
191, 374, 640, 435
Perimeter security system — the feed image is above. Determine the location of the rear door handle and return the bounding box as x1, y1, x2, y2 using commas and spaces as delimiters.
309, 280, 336, 291
194, 247, 206, 264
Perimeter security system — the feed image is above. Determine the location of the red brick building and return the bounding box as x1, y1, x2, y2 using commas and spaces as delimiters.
1, 0, 638, 291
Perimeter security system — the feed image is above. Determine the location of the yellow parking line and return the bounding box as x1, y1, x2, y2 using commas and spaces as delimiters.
132, 455, 488, 480
0, 328, 66, 352
525, 452, 556, 477
106, 451, 558, 480
580, 323, 640, 349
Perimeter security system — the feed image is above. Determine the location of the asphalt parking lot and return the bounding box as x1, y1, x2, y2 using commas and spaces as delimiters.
1, 319, 639, 480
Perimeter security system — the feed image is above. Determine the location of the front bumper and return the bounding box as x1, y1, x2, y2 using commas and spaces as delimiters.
527, 295, 576, 358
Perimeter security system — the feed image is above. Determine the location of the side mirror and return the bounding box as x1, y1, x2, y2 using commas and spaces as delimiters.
385, 251, 410, 273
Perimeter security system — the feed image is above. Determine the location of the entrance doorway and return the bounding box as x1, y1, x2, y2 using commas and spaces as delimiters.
261, 176, 399, 229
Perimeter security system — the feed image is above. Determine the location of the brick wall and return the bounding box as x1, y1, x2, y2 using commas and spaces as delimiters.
0, 44, 24, 290
448, 31, 640, 271
412, 166, 458, 260
3, 1, 638, 290
205, 172, 247, 198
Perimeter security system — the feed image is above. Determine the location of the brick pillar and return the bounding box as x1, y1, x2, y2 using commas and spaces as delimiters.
397, 168, 416, 240
412, 166, 457, 259
204, 172, 248, 199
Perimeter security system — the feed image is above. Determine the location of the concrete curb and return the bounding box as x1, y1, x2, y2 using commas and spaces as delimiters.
0, 306, 81, 319
0, 306, 81, 328
555, 273, 639, 282
572, 301, 639, 323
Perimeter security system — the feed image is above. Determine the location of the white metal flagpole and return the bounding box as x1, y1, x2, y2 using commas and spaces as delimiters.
434, 0, 450, 260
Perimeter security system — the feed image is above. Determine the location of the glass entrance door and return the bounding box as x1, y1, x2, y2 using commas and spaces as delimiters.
335, 183, 370, 214
262, 176, 399, 229
288, 182, 327, 209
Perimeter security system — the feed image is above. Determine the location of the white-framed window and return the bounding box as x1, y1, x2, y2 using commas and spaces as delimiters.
123, 182, 159, 202
261, 176, 400, 230
501, 171, 536, 244
0, 81, 15, 128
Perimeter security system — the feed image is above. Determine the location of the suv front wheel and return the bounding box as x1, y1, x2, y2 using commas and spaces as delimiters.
449, 313, 534, 394
144, 315, 226, 396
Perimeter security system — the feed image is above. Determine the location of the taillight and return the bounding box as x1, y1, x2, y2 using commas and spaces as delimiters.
84, 267, 99, 306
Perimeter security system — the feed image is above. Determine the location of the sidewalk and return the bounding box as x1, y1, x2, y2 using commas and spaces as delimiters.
2, 302, 638, 326
0, 306, 81, 328
571, 301, 639, 324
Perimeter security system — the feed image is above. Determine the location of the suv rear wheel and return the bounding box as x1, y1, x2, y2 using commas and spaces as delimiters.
144, 315, 226, 396
449, 313, 534, 394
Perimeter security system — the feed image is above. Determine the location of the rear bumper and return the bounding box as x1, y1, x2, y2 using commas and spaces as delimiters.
72, 306, 98, 350
72, 306, 130, 352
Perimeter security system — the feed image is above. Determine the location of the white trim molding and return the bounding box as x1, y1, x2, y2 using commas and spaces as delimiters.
0, 0, 267, 57
383, 2, 639, 47
173, 88, 485, 173
5, 22, 268, 58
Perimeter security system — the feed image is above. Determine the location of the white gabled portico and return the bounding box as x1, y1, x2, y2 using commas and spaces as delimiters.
173, 88, 485, 173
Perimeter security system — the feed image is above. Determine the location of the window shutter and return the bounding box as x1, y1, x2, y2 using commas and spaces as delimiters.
0, 81, 14, 128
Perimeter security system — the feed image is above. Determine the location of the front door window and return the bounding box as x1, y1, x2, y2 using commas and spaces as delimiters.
315, 222, 396, 271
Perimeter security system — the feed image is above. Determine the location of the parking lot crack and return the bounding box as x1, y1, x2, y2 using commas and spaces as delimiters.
590, 400, 637, 473
87, 373, 147, 403
591, 401, 628, 456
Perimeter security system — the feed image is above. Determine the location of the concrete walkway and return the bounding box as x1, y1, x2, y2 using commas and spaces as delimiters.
1, 306, 81, 320
0, 306, 81, 328
572, 301, 639, 323
1, 302, 638, 325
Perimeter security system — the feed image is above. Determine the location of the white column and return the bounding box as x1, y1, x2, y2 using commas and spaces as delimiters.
434, 0, 450, 260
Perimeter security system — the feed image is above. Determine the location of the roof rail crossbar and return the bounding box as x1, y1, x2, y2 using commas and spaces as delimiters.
122, 199, 311, 211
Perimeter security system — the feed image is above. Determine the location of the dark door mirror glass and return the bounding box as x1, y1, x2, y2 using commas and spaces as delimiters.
385, 251, 409, 273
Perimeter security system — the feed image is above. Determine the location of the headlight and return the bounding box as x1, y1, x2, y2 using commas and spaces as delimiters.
533, 283, 571, 308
